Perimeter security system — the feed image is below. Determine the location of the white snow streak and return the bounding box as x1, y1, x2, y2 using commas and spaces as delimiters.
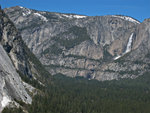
73, 15, 87, 19
20, 6, 48, 22
19, 6, 23, 9
112, 15, 140, 24
22, 13, 26, 16
1, 96, 11, 108
62, 14, 87, 19
21, 7, 31, 16
34, 13, 48, 22
19, 6, 86, 20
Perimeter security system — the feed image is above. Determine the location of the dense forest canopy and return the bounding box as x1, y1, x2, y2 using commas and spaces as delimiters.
3, 72, 150, 113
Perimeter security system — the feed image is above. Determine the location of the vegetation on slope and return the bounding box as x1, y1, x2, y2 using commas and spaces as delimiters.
43, 26, 91, 55
3, 72, 150, 113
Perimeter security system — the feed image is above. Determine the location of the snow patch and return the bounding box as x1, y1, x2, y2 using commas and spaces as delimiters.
19, 6, 23, 9
21, 7, 31, 16
73, 15, 87, 19
55, 14, 63, 18
62, 14, 87, 19
1, 96, 11, 108
112, 15, 140, 24
22, 13, 26, 16
34, 13, 48, 22
125, 33, 134, 53
41, 11, 46, 14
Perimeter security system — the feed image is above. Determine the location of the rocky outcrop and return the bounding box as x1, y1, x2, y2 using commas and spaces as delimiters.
4, 7, 138, 58
128, 18, 150, 61
5, 6, 150, 81
0, 7, 50, 112
0, 44, 31, 112
0, 8, 32, 78
0, 9, 31, 112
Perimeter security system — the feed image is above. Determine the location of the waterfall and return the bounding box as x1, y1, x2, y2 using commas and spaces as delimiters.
114, 33, 134, 60
114, 55, 121, 60
125, 33, 134, 53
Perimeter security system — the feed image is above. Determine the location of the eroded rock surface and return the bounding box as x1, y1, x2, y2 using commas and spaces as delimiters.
4, 6, 150, 81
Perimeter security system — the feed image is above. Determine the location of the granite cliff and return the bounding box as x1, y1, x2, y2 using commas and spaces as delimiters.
4, 6, 150, 81
0, 7, 49, 112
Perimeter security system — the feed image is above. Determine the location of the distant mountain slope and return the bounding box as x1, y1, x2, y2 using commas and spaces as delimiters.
4, 6, 150, 81
0, 7, 50, 112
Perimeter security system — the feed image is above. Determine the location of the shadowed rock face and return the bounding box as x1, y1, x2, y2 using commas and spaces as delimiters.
0, 9, 32, 112
123, 19, 150, 62
0, 8, 32, 78
0, 7, 49, 111
4, 6, 150, 81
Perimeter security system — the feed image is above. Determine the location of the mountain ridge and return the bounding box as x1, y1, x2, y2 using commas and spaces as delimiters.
1, 5, 150, 113
4, 6, 150, 81
8, 6, 141, 23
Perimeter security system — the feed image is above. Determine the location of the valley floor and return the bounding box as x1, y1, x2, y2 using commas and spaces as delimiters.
2, 72, 150, 113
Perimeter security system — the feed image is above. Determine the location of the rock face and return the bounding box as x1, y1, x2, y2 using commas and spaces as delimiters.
0, 7, 48, 112
0, 44, 31, 112
0, 9, 31, 112
4, 6, 150, 81
0, 9, 32, 78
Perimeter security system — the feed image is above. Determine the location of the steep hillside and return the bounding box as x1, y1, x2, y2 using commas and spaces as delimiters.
2, 6, 150, 113
4, 6, 150, 81
0, 7, 50, 112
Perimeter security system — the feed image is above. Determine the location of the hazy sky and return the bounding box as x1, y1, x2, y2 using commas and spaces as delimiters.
1, 0, 149, 22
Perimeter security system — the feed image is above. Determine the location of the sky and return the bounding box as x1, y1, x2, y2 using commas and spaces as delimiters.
0, 0, 149, 22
